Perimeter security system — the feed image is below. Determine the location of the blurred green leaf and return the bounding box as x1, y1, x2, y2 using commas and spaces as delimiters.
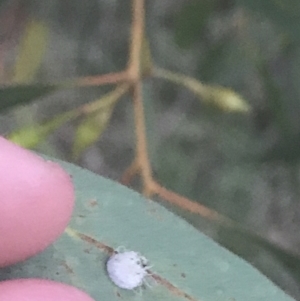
0, 84, 56, 112
8, 110, 78, 149
72, 85, 128, 159
175, 0, 218, 48
72, 108, 114, 160
13, 18, 49, 83
0, 156, 295, 301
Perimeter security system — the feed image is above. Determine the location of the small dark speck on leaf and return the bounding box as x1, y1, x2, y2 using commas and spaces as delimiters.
61, 262, 74, 274
181, 273, 186, 278
89, 199, 98, 207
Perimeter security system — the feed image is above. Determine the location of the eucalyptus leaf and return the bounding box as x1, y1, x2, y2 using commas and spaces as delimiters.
8, 110, 78, 149
0, 156, 295, 301
71, 85, 127, 160
13, 19, 49, 83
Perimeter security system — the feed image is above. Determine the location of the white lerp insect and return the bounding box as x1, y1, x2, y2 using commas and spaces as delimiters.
106, 250, 151, 290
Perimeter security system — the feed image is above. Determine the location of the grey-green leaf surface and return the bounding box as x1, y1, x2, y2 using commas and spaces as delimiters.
0, 157, 295, 301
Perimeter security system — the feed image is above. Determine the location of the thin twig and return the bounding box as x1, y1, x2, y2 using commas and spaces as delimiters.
150, 181, 235, 226
122, 0, 235, 221
128, 0, 153, 196
120, 158, 140, 185
0, 71, 128, 88
132, 82, 153, 195
75, 71, 128, 87
127, 0, 145, 79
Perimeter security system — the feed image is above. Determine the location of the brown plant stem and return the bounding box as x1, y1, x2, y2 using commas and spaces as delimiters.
121, 0, 234, 223
149, 181, 235, 226
120, 159, 140, 185
76, 71, 128, 87
131, 82, 153, 196
127, 0, 145, 79
0, 71, 128, 88
127, 0, 153, 196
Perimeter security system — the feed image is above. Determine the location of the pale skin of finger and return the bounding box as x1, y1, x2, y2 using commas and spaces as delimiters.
0, 136, 75, 267
0, 279, 96, 301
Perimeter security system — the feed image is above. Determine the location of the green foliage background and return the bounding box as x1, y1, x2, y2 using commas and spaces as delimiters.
1, 0, 300, 299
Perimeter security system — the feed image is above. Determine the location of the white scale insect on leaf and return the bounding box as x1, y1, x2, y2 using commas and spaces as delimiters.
106, 249, 152, 290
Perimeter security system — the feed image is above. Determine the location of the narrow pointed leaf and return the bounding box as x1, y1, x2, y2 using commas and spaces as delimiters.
8, 110, 78, 149
71, 86, 128, 159
72, 108, 114, 160
13, 18, 49, 83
